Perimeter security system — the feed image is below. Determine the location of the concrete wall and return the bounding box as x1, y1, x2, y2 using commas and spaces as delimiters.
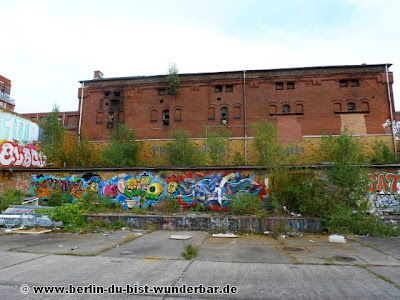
1, 165, 400, 214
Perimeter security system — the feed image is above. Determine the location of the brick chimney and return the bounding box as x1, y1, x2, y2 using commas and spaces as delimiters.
94, 71, 103, 80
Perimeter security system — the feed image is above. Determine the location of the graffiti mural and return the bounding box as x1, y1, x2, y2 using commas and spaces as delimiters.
0, 141, 46, 168
366, 172, 400, 212
0, 110, 40, 142
30, 171, 266, 211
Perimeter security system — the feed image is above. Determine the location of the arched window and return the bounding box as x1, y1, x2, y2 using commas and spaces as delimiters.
162, 109, 170, 125
107, 112, 114, 128
233, 106, 241, 119
347, 102, 356, 111
208, 107, 215, 120
361, 101, 370, 112
282, 104, 290, 113
174, 108, 182, 121
119, 111, 125, 123
295, 104, 303, 114
96, 111, 103, 124
221, 107, 228, 120
334, 102, 342, 112
150, 109, 158, 122
269, 104, 277, 115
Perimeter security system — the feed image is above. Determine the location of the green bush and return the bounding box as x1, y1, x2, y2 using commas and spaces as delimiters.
371, 140, 397, 164
0, 189, 24, 212
37, 204, 86, 229
47, 189, 73, 206
182, 243, 199, 260
230, 194, 263, 215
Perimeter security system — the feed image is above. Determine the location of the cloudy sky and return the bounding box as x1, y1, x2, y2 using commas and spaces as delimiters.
1, 0, 399, 113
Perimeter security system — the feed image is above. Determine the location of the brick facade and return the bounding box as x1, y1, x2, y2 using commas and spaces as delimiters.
0, 75, 15, 111
77, 64, 396, 164
22, 111, 79, 134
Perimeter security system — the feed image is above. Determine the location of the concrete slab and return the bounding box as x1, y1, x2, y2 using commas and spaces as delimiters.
100, 230, 209, 260
360, 236, 400, 260
175, 262, 400, 299
368, 266, 400, 286
198, 234, 293, 263
0, 230, 140, 256
0, 251, 46, 269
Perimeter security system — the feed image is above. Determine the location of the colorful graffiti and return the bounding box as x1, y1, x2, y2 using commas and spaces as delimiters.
0, 141, 46, 168
0, 110, 40, 142
366, 172, 400, 212
30, 171, 266, 211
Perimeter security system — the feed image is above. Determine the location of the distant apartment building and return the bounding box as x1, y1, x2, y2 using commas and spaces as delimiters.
22, 111, 79, 134
0, 75, 15, 111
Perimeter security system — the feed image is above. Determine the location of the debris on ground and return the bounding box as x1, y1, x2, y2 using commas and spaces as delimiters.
170, 235, 192, 240
12, 228, 52, 235
329, 234, 346, 244
211, 233, 238, 238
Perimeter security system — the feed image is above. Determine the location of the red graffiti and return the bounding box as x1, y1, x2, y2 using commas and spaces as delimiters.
102, 184, 118, 198
367, 173, 399, 193
0, 141, 46, 168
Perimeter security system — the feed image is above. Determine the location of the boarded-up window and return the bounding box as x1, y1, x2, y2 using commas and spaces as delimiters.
361, 102, 370, 112
174, 108, 181, 121
150, 109, 158, 122
233, 106, 241, 119
295, 104, 303, 113
269, 105, 277, 115
96, 111, 103, 124
334, 102, 342, 112
208, 107, 215, 120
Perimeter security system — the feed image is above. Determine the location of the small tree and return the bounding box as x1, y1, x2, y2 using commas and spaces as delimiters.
205, 125, 231, 165
101, 124, 139, 167
370, 140, 397, 164
164, 130, 197, 166
167, 62, 179, 95
77, 134, 98, 167
252, 121, 282, 168
39, 104, 66, 166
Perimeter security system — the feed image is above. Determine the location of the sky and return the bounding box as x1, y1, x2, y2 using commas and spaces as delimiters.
1, 0, 400, 113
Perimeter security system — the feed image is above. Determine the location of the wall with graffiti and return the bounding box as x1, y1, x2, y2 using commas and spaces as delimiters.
366, 172, 400, 213
0, 109, 46, 168
30, 171, 267, 211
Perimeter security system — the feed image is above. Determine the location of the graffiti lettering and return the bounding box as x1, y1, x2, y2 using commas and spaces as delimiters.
0, 141, 46, 168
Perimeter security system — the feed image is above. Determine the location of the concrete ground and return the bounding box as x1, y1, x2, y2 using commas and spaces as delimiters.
0, 229, 399, 299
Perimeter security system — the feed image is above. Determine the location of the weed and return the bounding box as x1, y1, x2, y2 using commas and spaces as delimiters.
270, 219, 288, 239
182, 243, 199, 260
370, 140, 397, 164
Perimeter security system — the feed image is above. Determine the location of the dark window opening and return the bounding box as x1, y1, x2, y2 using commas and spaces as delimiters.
158, 88, 165, 95
282, 104, 290, 113
159, 99, 164, 103
107, 112, 114, 128
215, 85, 223, 93
347, 102, 356, 111
226, 85, 233, 92
287, 82, 295, 89
340, 80, 348, 87
105, 102, 109, 106
276, 82, 284, 90
114, 91, 120, 97
217, 97, 221, 101
351, 79, 360, 87
104, 91, 111, 97
162, 109, 170, 125
119, 111, 125, 123
221, 107, 228, 120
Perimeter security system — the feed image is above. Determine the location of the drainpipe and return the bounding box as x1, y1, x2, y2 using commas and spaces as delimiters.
385, 64, 397, 161
76, 82, 85, 165
243, 71, 247, 164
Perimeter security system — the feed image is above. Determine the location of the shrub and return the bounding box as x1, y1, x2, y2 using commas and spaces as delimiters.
205, 125, 231, 166
164, 130, 198, 166
232, 151, 246, 166
153, 196, 180, 213
47, 189, 73, 207
230, 194, 263, 215
371, 140, 397, 164
37, 204, 86, 229
0, 189, 24, 212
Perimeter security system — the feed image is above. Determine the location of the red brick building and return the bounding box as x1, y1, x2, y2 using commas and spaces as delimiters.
78, 64, 395, 144
22, 111, 79, 134
0, 75, 15, 111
